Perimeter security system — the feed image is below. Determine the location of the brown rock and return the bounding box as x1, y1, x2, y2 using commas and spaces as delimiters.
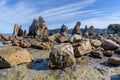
20, 42, 31, 48
48, 43, 76, 68
102, 39, 119, 50
91, 39, 101, 47
43, 33, 59, 42
73, 39, 92, 57
13, 24, 23, 37
108, 56, 120, 66
0, 46, 33, 68
23, 30, 28, 38
72, 21, 81, 35
103, 50, 114, 57
31, 42, 53, 50
69, 34, 82, 43
56, 36, 68, 43
3, 41, 11, 44
91, 51, 103, 58
1, 35, 10, 41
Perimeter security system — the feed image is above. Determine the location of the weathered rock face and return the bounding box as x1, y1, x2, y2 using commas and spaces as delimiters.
102, 39, 119, 50
91, 51, 103, 58
0, 46, 33, 68
89, 25, 96, 36
31, 42, 53, 50
48, 43, 76, 68
72, 21, 81, 35
69, 34, 82, 43
108, 56, 120, 66
83, 25, 89, 37
60, 24, 68, 37
91, 39, 102, 47
29, 16, 48, 38
73, 39, 92, 57
13, 24, 23, 37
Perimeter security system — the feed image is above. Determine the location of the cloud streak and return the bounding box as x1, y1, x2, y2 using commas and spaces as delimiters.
0, 0, 120, 33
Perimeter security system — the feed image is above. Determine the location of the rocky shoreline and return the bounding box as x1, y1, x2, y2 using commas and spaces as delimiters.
0, 16, 120, 80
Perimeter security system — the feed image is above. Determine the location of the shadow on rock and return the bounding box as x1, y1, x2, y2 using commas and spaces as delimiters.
28, 58, 51, 70
111, 74, 120, 80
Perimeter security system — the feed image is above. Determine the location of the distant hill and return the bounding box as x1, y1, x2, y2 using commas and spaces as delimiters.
49, 28, 106, 34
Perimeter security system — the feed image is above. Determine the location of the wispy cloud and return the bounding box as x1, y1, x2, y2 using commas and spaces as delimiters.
0, 0, 120, 33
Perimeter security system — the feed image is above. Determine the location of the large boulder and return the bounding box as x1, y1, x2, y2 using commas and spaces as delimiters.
59, 24, 68, 37
0, 46, 33, 68
29, 16, 48, 38
31, 42, 53, 50
108, 56, 120, 66
72, 21, 81, 35
73, 39, 92, 57
48, 43, 76, 68
13, 24, 23, 37
102, 39, 119, 50
91, 39, 102, 47
69, 34, 82, 43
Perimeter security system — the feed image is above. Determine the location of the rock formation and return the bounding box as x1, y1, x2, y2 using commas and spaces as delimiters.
89, 25, 96, 36
48, 43, 76, 68
59, 24, 68, 37
83, 25, 89, 37
29, 16, 48, 38
13, 24, 23, 37
72, 21, 81, 35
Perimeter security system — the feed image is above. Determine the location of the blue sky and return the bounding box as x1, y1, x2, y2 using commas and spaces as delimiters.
0, 0, 120, 33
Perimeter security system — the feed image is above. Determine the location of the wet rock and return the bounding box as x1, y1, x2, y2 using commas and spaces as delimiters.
89, 25, 96, 36
60, 24, 68, 37
69, 34, 82, 43
29, 16, 48, 38
83, 25, 89, 37
108, 56, 120, 66
0, 46, 33, 68
72, 21, 81, 35
103, 50, 114, 57
13, 24, 23, 37
31, 42, 53, 50
73, 39, 92, 57
91, 51, 103, 58
48, 43, 76, 68
91, 39, 102, 47
102, 39, 119, 50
